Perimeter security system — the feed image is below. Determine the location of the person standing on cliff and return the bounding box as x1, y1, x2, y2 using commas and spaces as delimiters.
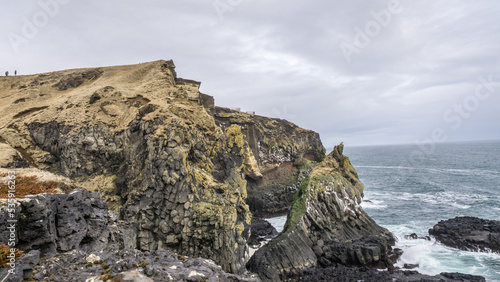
5, 71, 8, 76
14, 70, 17, 75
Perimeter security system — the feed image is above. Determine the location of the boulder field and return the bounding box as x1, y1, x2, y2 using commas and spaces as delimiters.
0, 61, 486, 281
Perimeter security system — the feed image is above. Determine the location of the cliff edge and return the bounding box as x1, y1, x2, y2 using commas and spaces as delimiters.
0, 60, 324, 274
0, 60, 252, 272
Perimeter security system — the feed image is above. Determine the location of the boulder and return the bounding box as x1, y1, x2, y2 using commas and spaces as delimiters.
320, 236, 394, 269
0, 189, 110, 256
404, 233, 431, 241
247, 218, 278, 248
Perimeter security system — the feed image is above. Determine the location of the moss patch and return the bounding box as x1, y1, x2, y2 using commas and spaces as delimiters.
281, 176, 309, 235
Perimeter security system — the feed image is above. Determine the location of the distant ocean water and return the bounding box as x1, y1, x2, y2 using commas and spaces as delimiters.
344, 140, 500, 281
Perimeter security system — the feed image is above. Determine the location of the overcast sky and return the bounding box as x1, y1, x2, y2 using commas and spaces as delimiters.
1, 0, 499, 148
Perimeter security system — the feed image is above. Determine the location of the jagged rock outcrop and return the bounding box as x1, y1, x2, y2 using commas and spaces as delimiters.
0, 169, 259, 281
0, 188, 132, 256
429, 216, 500, 253
214, 107, 325, 217
246, 143, 394, 281
248, 218, 278, 248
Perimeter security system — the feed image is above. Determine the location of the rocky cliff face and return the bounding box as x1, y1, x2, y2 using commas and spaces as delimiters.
0, 169, 259, 281
0, 60, 329, 275
0, 60, 255, 273
214, 107, 325, 217
246, 143, 394, 281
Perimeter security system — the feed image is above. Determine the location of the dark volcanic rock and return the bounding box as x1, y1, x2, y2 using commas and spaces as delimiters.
53, 69, 102, 91
1, 60, 330, 274
301, 266, 485, 282
247, 144, 394, 281
248, 218, 278, 247
0, 250, 40, 282
214, 106, 325, 218
0, 189, 113, 256
27, 101, 253, 273
404, 233, 431, 241
440, 272, 486, 281
403, 263, 419, 269
320, 236, 394, 269
429, 216, 500, 253
31, 248, 260, 282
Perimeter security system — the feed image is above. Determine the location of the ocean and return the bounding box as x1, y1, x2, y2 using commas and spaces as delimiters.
266, 140, 500, 281
345, 140, 500, 281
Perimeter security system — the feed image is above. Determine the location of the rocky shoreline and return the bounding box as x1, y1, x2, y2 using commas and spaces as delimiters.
0, 61, 492, 281
429, 216, 500, 254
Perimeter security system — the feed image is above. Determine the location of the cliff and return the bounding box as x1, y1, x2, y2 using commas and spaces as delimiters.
0, 169, 258, 281
0, 60, 253, 273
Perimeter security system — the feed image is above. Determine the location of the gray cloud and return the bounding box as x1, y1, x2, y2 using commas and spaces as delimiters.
2, 0, 499, 147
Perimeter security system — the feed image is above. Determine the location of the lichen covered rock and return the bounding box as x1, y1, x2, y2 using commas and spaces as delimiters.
214, 107, 326, 217
0, 61, 257, 273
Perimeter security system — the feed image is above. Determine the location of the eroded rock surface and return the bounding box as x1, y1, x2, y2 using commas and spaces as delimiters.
301, 266, 485, 282
32, 249, 260, 282
0, 189, 118, 256
214, 107, 325, 217
429, 216, 500, 253
246, 143, 394, 281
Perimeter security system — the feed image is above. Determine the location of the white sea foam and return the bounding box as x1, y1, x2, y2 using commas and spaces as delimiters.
356, 165, 500, 177
266, 215, 287, 233
388, 224, 500, 281
388, 191, 474, 210
360, 199, 387, 210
